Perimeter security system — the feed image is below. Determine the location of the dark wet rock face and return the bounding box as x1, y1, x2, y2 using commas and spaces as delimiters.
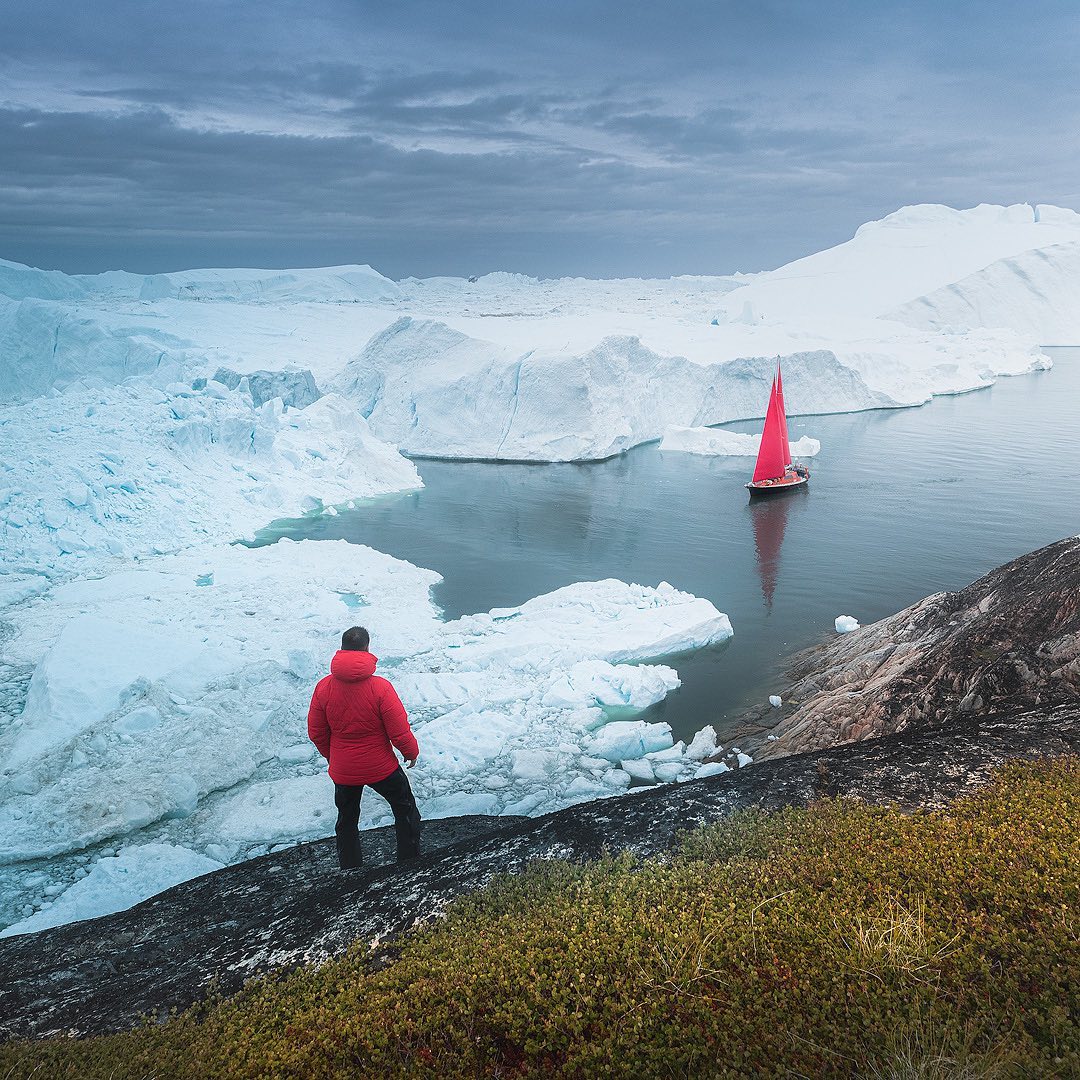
746, 536, 1080, 759
2, 537, 1079, 1041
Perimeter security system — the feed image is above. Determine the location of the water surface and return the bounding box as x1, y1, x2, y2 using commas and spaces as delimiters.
255, 349, 1080, 745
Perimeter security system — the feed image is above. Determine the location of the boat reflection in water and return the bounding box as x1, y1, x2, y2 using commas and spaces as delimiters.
748, 487, 804, 609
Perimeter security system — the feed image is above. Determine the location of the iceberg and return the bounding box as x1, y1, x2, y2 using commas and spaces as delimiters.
660, 426, 821, 458
888, 240, 1080, 344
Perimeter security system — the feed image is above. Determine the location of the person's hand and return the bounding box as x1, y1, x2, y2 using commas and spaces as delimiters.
405, 757, 417, 769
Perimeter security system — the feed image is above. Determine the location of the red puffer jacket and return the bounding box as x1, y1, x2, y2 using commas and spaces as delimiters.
307, 651, 419, 785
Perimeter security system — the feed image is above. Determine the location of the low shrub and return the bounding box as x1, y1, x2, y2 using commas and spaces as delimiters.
2, 756, 1077, 1078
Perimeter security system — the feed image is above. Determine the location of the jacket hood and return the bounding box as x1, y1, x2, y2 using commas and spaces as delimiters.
330, 650, 378, 682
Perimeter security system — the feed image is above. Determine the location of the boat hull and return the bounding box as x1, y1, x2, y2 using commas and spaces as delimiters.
746, 475, 809, 496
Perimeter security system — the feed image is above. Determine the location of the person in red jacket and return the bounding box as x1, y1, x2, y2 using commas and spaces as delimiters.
307, 625, 421, 869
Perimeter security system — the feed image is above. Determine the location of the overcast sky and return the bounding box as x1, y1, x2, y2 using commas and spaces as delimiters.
2, 0, 1078, 278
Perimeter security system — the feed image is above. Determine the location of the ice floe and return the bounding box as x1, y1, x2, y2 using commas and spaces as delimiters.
0, 539, 731, 930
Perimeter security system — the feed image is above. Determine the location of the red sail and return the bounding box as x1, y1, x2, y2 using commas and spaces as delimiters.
775, 360, 792, 468
752, 377, 788, 483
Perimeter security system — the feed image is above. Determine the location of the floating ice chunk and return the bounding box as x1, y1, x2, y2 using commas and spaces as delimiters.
64, 483, 89, 507
563, 776, 607, 803
769, 695, 783, 708
661, 427, 821, 459
510, 748, 560, 781
835, 615, 861, 634
423, 791, 501, 819
620, 758, 655, 782
114, 706, 163, 735
695, 761, 730, 779
736, 752, 753, 767
645, 741, 686, 763
0, 844, 222, 938
204, 842, 234, 864
393, 672, 510, 710
422, 708, 520, 776
504, 792, 548, 816
685, 725, 719, 761
583, 720, 673, 762
210, 774, 331, 845
653, 762, 684, 783
541, 660, 680, 710
443, 579, 732, 672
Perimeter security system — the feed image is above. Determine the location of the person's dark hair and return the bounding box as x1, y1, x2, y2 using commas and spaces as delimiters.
341, 626, 370, 652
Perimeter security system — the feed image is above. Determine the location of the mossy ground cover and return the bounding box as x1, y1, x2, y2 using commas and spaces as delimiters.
2, 757, 1077, 1078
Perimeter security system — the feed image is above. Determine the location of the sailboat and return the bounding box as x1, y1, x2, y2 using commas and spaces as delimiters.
745, 359, 810, 496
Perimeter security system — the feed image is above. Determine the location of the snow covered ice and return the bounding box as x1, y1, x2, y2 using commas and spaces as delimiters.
3, 201, 1080, 933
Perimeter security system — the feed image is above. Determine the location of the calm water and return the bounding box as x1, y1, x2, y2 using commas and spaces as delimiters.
255, 349, 1080, 745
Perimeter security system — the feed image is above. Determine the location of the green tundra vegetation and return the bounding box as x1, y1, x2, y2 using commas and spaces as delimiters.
1, 756, 1077, 1078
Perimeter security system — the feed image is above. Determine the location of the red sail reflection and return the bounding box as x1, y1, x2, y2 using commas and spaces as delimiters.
749, 491, 793, 609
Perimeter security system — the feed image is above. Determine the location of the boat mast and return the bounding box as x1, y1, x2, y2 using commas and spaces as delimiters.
775, 357, 792, 469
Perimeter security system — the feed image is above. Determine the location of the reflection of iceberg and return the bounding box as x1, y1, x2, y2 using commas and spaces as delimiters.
749, 492, 797, 609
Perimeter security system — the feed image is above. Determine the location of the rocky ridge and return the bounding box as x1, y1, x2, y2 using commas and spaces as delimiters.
744, 535, 1080, 759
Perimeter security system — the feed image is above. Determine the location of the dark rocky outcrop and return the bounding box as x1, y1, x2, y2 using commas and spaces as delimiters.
743, 535, 1080, 759
1, 705, 1077, 1041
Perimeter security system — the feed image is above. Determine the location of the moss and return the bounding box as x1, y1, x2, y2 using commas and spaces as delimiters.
2, 756, 1077, 1078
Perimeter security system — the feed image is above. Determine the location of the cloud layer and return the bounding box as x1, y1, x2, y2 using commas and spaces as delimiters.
2, 0, 1078, 276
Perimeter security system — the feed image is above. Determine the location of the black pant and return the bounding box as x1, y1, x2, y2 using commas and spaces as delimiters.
334, 766, 421, 869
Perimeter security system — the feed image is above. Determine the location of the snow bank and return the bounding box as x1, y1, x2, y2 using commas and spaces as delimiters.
888, 240, 1080, 344
660, 426, 821, 458
713, 203, 1080, 326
